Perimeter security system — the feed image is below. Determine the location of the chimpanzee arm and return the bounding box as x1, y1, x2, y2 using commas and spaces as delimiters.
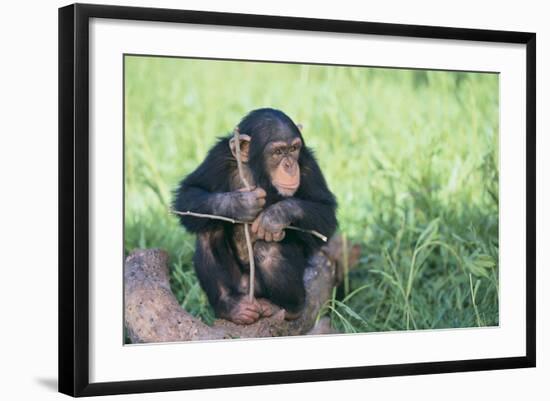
279, 198, 336, 236
256, 197, 336, 250
172, 137, 265, 232
174, 186, 265, 232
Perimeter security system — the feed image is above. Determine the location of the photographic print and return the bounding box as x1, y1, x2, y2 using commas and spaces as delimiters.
123, 55, 500, 343
59, 4, 535, 395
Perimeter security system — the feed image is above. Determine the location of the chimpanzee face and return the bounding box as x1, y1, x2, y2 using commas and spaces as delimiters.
264, 137, 302, 196
230, 108, 306, 197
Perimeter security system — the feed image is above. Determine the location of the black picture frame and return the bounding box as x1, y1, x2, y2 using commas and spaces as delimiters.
58, 3, 536, 397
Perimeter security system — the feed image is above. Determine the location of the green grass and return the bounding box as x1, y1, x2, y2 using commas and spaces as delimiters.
124, 55, 499, 332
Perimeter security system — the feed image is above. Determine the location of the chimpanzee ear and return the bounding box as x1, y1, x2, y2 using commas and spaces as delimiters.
229, 134, 251, 162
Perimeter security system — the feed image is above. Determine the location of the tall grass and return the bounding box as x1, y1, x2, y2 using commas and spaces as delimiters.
124, 56, 499, 331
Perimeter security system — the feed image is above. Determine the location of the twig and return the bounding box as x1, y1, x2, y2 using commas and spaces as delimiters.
285, 226, 328, 242
233, 127, 251, 190
233, 127, 256, 301
171, 210, 328, 242
171, 210, 238, 224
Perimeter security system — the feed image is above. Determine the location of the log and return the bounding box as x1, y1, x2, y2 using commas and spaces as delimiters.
124, 236, 360, 343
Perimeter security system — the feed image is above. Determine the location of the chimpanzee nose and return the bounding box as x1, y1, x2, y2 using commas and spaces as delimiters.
283, 158, 297, 175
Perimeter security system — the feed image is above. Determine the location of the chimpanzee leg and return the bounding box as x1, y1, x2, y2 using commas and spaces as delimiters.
193, 229, 261, 324
254, 240, 306, 318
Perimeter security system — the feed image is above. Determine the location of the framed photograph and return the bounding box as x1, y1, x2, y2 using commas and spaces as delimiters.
58, 3, 536, 397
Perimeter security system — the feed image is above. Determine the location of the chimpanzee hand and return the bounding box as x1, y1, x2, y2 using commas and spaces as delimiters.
251, 202, 290, 242
225, 187, 266, 222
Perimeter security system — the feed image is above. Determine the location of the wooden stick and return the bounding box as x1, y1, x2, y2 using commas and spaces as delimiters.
171, 210, 238, 224
233, 127, 251, 190
285, 225, 328, 243
233, 127, 256, 301
171, 210, 328, 242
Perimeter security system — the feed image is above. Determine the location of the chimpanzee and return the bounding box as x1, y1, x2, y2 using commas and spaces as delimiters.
173, 108, 337, 324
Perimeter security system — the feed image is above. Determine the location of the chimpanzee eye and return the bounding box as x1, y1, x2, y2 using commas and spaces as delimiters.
274, 149, 282, 155
289, 146, 296, 152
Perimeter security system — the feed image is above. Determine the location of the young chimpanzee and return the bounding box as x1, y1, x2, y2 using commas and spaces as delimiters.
173, 108, 337, 324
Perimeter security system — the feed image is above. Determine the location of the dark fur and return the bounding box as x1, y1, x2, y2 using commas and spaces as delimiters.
173, 108, 337, 319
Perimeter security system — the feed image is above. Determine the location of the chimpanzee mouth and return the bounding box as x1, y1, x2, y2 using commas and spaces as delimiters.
274, 182, 299, 196
274, 182, 299, 191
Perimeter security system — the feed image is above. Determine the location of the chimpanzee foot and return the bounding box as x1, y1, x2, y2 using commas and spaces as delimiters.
256, 298, 278, 317
229, 298, 261, 325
